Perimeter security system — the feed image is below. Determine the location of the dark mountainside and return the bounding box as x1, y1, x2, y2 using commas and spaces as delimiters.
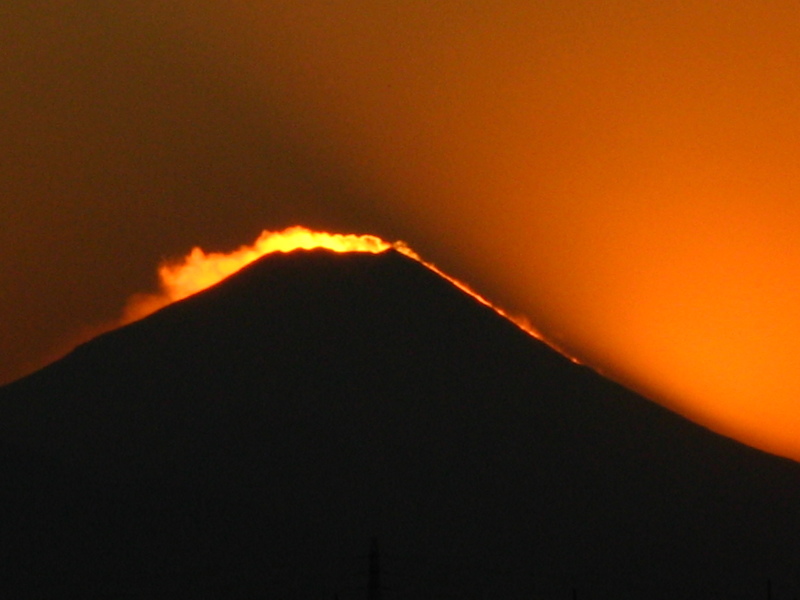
1, 248, 800, 598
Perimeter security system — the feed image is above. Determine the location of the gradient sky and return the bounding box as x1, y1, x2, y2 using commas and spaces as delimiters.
4, 1, 800, 460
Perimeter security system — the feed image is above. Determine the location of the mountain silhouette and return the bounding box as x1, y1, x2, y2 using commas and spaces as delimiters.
1, 248, 799, 598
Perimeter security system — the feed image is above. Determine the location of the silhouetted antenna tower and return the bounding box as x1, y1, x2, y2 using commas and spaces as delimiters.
368, 537, 382, 600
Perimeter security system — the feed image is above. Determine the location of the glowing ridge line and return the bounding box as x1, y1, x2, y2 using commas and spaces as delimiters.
122, 227, 582, 365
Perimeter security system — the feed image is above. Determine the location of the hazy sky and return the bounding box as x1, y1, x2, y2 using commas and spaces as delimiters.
4, 1, 800, 460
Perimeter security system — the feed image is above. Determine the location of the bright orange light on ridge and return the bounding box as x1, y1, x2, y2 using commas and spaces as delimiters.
121, 227, 551, 351
123, 227, 394, 323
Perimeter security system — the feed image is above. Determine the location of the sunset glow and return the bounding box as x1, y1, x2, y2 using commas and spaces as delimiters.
8, 1, 800, 464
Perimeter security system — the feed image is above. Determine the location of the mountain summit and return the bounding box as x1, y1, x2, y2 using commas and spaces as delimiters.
1, 248, 799, 598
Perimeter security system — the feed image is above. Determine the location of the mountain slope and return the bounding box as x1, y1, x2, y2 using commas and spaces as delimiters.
1, 248, 799, 598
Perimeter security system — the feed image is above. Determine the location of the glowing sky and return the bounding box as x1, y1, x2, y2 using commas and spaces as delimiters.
3, 1, 800, 460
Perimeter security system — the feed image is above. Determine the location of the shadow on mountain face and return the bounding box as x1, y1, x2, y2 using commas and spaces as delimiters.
1, 248, 799, 598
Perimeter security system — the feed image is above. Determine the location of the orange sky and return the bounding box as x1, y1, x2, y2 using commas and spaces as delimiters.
3, 2, 800, 460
